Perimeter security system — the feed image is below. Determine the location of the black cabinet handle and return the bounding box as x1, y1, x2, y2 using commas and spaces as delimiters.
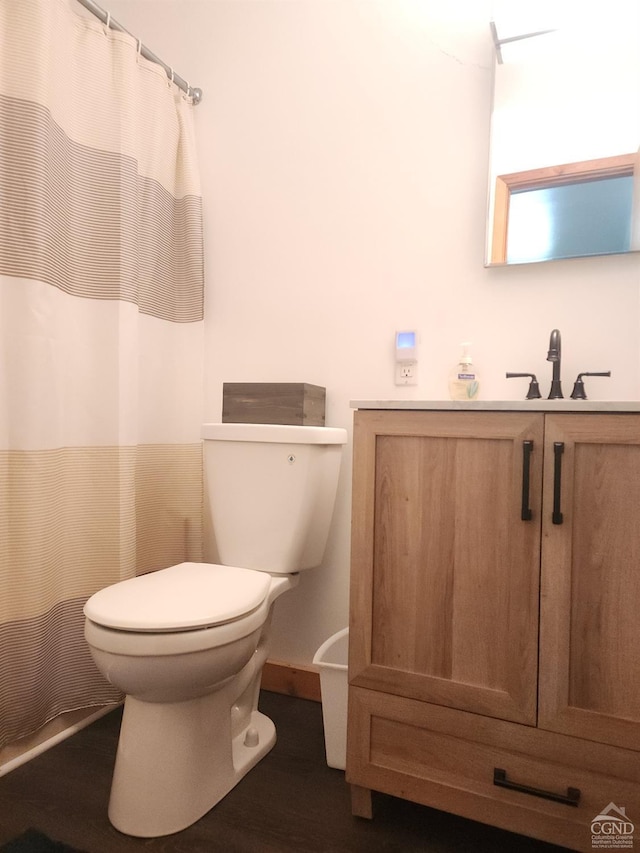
493, 768, 580, 807
521, 440, 533, 521
552, 442, 564, 525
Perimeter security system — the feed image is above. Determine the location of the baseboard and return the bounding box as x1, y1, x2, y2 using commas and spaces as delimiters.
261, 659, 321, 703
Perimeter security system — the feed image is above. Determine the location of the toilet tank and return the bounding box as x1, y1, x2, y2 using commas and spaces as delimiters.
202, 423, 347, 574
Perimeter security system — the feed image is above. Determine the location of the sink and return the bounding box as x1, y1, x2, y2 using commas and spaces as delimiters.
350, 400, 640, 413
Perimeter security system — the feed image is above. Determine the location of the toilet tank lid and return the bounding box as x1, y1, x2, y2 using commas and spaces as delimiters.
83, 562, 272, 632
202, 423, 347, 444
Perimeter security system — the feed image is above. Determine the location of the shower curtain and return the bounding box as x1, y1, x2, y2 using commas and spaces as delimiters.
0, 0, 204, 747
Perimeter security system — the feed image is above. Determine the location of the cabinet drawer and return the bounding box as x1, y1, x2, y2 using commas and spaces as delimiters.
348, 687, 640, 852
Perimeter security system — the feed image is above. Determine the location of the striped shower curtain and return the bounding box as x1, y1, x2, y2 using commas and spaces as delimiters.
0, 0, 204, 747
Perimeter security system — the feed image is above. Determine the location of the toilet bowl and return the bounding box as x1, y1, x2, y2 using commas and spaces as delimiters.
85, 562, 297, 837
84, 423, 346, 837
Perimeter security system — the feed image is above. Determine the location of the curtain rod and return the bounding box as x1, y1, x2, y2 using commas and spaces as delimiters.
75, 0, 203, 104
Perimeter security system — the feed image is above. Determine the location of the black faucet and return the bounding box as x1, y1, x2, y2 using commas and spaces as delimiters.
547, 329, 563, 399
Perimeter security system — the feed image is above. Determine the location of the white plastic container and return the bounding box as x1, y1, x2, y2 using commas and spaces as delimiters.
313, 627, 349, 770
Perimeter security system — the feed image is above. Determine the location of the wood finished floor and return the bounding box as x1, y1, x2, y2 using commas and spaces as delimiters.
0, 691, 567, 853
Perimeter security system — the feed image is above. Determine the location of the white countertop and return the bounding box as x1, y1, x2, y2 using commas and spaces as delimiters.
350, 400, 640, 413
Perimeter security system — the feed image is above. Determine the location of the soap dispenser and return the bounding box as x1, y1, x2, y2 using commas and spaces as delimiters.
448, 343, 480, 401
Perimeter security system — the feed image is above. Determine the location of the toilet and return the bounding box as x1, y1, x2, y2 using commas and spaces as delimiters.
83, 422, 347, 838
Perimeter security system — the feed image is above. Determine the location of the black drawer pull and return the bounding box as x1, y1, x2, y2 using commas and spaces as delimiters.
552, 441, 564, 525
493, 768, 580, 807
521, 440, 533, 521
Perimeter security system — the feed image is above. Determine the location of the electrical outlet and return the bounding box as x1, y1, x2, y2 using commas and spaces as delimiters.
395, 361, 418, 386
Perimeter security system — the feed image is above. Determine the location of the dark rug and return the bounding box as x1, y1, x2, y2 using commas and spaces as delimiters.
0, 830, 85, 853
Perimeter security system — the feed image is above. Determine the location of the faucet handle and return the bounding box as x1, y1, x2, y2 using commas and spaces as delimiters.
570, 371, 611, 400
506, 372, 542, 400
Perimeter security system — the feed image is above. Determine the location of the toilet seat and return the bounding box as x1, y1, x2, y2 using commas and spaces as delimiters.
84, 562, 271, 632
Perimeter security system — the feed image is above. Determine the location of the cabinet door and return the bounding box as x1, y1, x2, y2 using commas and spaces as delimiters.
539, 414, 640, 750
349, 410, 543, 725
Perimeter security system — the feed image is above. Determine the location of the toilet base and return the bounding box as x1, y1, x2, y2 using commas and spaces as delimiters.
108, 689, 276, 837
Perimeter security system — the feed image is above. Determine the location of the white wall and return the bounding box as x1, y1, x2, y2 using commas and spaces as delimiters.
109, 0, 640, 665
491, 18, 640, 175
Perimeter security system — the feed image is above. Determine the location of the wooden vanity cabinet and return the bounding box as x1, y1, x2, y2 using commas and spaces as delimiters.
347, 409, 640, 852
